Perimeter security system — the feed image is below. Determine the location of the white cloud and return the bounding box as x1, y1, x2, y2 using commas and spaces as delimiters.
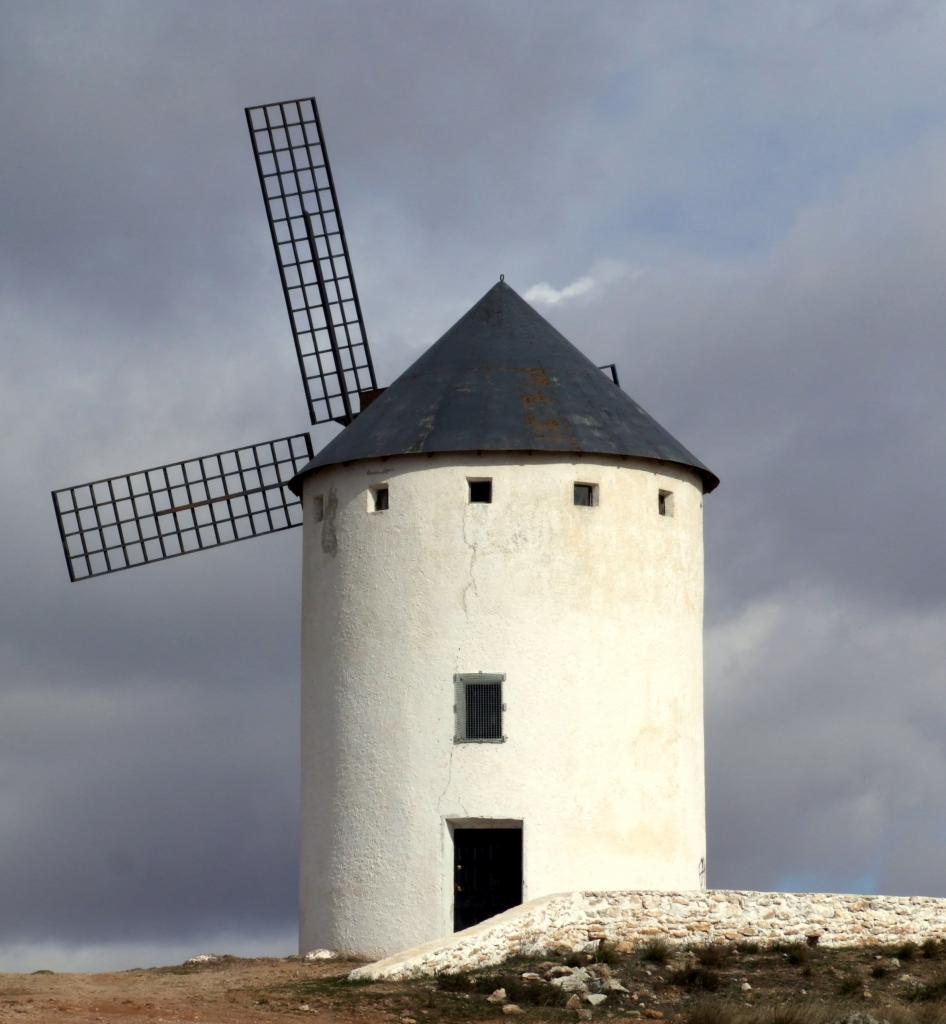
525, 275, 598, 306
525, 261, 642, 308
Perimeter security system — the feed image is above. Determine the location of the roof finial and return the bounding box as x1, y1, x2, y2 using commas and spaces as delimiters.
500, 273, 505, 283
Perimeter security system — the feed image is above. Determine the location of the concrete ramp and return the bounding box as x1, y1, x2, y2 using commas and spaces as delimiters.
349, 892, 581, 980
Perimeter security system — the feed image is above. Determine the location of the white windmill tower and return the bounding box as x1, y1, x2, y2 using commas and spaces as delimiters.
52, 97, 718, 961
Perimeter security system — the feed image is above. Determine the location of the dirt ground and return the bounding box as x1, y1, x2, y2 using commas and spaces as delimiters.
0, 958, 368, 1024
4, 940, 946, 1024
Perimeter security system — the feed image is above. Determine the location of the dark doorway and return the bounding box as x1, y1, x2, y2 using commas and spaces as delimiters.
453, 826, 522, 931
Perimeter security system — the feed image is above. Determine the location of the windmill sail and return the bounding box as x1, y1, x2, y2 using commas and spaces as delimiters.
246, 97, 378, 426
52, 433, 313, 581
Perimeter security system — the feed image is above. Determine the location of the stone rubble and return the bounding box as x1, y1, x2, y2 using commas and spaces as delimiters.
552, 967, 591, 993
304, 948, 337, 961
183, 953, 227, 965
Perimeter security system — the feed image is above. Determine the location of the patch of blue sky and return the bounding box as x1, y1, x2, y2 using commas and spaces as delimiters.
776, 871, 880, 896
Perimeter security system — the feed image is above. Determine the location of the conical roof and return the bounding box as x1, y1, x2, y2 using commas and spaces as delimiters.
290, 280, 718, 493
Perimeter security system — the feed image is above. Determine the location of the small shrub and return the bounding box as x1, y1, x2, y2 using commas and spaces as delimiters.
594, 940, 623, 966
837, 974, 863, 996
669, 966, 722, 992
436, 972, 474, 993
781, 943, 811, 965
468, 973, 560, 1007
736, 941, 761, 955
640, 938, 671, 964
907, 975, 946, 1002
471, 973, 505, 995
693, 943, 730, 967
752, 1008, 833, 1024
899, 941, 920, 961
506, 979, 561, 1007
912, 1007, 946, 1024
688, 1001, 738, 1024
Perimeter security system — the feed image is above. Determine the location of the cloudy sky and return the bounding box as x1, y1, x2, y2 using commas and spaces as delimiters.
3, 0, 946, 972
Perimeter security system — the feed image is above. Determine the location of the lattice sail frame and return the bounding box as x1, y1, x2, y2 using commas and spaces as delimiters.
598, 363, 620, 386
52, 434, 313, 581
246, 97, 378, 425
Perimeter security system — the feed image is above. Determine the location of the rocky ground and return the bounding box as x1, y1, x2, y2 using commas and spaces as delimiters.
3, 939, 946, 1023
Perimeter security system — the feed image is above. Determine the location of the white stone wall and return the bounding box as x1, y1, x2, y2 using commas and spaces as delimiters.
299, 452, 706, 958
351, 889, 946, 980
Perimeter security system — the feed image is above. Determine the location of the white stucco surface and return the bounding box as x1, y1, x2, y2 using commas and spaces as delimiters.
299, 452, 706, 958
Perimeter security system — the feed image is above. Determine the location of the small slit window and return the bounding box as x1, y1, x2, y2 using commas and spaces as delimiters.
313, 495, 324, 522
454, 673, 505, 742
574, 483, 598, 507
372, 486, 389, 512
468, 479, 492, 504
658, 489, 674, 517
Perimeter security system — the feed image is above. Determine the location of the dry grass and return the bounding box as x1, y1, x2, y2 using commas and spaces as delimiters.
10, 937, 946, 1023
693, 942, 732, 967
640, 937, 672, 963
689, 1002, 946, 1024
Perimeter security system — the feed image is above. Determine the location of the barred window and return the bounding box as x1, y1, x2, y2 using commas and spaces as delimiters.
454, 673, 505, 742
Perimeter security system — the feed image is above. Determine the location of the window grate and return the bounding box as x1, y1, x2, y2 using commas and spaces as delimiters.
454, 674, 505, 742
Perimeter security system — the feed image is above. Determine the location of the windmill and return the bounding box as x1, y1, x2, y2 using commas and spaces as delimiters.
51, 96, 625, 582
51, 97, 379, 580
53, 96, 719, 961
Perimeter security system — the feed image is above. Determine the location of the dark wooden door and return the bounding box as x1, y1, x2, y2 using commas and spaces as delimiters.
453, 827, 522, 931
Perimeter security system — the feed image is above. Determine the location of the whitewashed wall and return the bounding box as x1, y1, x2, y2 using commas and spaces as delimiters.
352, 889, 946, 979
299, 452, 706, 957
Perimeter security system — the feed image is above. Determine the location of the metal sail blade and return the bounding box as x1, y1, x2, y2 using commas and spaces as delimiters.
51, 433, 314, 581
598, 363, 620, 386
245, 97, 378, 426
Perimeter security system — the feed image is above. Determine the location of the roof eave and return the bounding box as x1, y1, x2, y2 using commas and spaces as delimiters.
289, 449, 719, 497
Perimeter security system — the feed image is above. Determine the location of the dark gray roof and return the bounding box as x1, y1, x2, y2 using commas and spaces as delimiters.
290, 281, 718, 493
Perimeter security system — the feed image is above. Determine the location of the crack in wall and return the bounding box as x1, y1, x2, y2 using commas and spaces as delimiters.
436, 738, 457, 817
461, 511, 480, 615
